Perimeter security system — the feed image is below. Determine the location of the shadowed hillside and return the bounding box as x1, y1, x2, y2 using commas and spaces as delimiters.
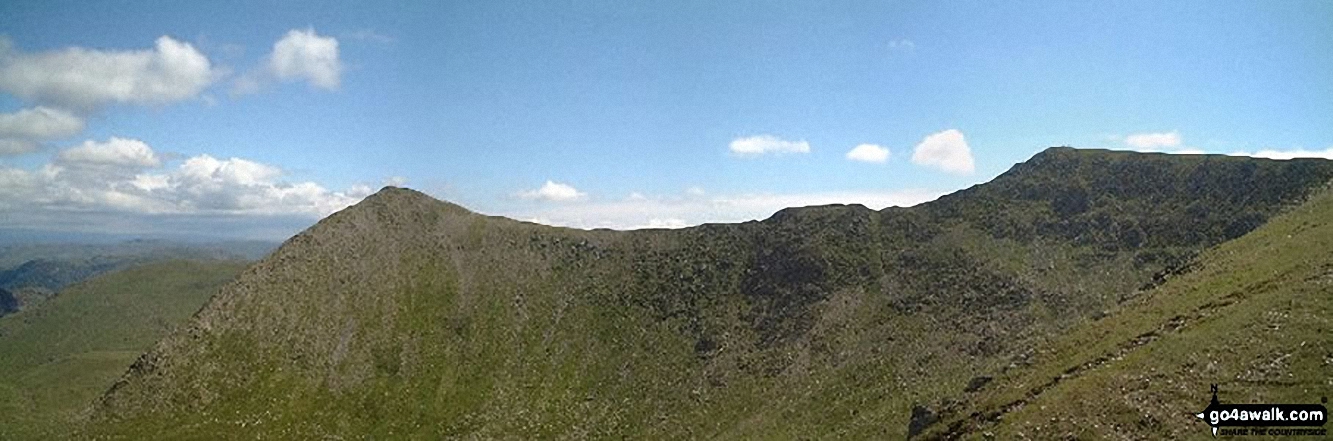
87, 148, 1333, 439
0, 288, 17, 315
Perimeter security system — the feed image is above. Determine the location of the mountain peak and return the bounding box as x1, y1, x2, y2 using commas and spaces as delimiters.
265, 186, 476, 261
364, 185, 434, 203
348, 186, 473, 217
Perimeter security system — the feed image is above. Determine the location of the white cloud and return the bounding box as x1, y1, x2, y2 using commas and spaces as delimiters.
911, 129, 974, 174
0, 139, 37, 156
711, 190, 942, 213
0, 106, 84, 145
0, 138, 366, 219
508, 188, 945, 230
1124, 131, 1182, 151
0, 36, 215, 110
846, 143, 890, 163
0, 105, 87, 156
1228, 148, 1333, 160
1117, 131, 1208, 155
729, 134, 811, 156
637, 218, 690, 229
1112, 131, 1331, 159
269, 28, 342, 90
519, 180, 586, 202
345, 184, 375, 199
232, 28, 343, 95
57, 137, 160, 168
177, 154, 281, 186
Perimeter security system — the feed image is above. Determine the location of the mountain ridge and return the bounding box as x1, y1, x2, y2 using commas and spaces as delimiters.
86, 148, 1333, 439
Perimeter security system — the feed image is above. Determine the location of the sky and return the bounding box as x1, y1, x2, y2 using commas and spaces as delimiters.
1, 1, 1331, 240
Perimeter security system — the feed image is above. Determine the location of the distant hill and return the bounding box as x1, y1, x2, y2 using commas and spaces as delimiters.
0, 260, 248, 440
0, 258, 124, 293
0, 240, 275, 316
87, 148, 1333, 439
0, 239, 274, 270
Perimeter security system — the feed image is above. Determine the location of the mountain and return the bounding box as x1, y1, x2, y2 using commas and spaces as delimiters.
0, 260, 248, 440
86, 148, 1333, 439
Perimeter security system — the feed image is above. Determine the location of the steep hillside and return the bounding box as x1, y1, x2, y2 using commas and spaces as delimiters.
916, 182, 1333, 440
87, 149, 1333, 439
0, 260, 248, 439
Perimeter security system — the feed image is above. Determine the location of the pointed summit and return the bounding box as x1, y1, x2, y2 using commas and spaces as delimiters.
304, 186, 475, 243
249, 186, 481, 284
353, 186, 473, 215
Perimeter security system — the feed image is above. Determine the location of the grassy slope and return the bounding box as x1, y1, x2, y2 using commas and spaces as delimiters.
921, 184, 1333, 440
0, 260, 247, 439
86, 149, 1333, 439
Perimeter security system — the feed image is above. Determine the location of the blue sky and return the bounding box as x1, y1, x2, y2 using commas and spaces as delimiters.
1, 1, 1331, 239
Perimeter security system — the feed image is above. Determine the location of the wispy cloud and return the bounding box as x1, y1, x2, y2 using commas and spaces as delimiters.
518, 180, 587, 202
1124, 131, 1182, 150
887, 39, 915, 53
846, 143, 890, 163
57, 137, 160, 168
1116, 131, 1207, 154
1228, 147, 1333, 160
508, 188, 945, 230
1116, 131, 1333, 158
729, 134, 811, 156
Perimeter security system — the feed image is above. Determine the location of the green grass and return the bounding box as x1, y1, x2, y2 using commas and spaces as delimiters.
0, 260, 247, 440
